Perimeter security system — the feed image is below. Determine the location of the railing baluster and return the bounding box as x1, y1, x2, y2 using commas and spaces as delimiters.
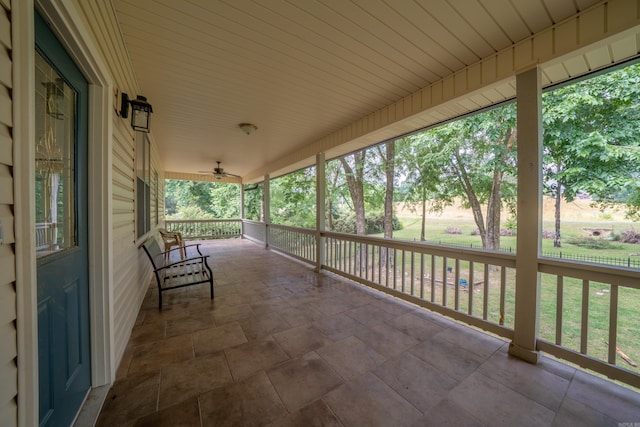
442, 256, 448, 307
608, 284, 619, 365
401, 250, 406, 293
364, 243, 369, 280
430, 255, 435, 303
393, 250, 397, 290
454, 259, 460, 311
468, 261, 474, 316
581, 279, 589, 355
420, 253, 425, 300
378, 246, 382, 286
556, 276, 563, 345
410, 251, 415, 297
499, 267, 506, 326
483, 264, 489, 321
385, 248, 390, 287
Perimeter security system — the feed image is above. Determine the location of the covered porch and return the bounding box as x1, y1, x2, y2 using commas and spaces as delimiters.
96, 238, 640, 426
4, 1, 640, 426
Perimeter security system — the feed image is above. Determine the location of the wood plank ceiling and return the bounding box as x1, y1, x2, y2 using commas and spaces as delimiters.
113, 0, 618, 180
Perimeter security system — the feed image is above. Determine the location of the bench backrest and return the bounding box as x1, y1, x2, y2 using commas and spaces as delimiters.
142, 236, 164, 270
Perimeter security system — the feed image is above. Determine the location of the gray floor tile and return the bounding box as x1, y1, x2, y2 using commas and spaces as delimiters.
374, 352, 458, 412
317, 336, 386, 380
267, 351, 343, 412
447, 371, 556, 427
324, 372, 423, 427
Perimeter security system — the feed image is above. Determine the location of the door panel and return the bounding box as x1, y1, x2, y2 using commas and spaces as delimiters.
35, 12, 91, 427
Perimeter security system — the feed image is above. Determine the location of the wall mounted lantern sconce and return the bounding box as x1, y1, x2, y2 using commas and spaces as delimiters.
238, 123, 257, 135
120, 93, 153, 133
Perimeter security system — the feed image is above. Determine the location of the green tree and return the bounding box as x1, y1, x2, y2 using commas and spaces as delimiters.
543, 63, 640, 246
243, 183, 263, 221
209, 183, 241, 218
270, 167, 316, 228
165, 179, 240, 219
402, 103, 517, 250
397, 134, 451, 241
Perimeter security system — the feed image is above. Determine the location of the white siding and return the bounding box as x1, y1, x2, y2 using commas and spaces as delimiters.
75, 0, 163, 369
0, 1, 16, 426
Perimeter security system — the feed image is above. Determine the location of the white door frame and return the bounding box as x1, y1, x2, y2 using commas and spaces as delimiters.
14, 1, 114, 425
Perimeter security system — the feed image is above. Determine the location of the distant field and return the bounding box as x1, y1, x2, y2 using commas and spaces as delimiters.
392, 197, 639, 262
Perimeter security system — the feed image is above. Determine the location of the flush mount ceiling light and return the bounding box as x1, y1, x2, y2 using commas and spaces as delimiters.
238, 123, 258, 135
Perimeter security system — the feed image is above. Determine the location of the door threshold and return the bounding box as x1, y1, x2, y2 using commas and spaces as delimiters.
72, 385, 110, 427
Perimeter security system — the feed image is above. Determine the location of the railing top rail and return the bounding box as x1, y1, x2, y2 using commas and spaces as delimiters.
539, 256, 640, 289
165, 219, 241, 224
269, 223, 316, 235
321, 230, 516, 268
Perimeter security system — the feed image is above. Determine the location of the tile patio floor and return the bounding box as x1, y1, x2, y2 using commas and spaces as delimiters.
96, 238, 640, 426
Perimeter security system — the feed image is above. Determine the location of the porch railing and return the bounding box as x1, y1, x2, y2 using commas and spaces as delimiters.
268, 224, 316, 264
242, 220, 267, 244
319, 229, 639, 387
323, 230, 516, 340
165, 219, 242, 240
537, 257, 640, 386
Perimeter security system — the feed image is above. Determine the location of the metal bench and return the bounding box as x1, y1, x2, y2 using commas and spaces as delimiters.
141, 236, 214, 309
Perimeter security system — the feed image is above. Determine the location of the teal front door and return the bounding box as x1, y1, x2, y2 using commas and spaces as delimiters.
35, 12, 91, 427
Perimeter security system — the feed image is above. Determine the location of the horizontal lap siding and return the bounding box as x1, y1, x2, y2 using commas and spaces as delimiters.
0, 1, 17, 426
76, 0, 160, 369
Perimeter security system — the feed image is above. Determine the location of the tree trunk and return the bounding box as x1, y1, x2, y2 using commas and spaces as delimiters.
340, 153, 366, 235
554, 181, 562, 247
454, 129, 515, 251
453, 151, 487, 247
485, 168, 503, 251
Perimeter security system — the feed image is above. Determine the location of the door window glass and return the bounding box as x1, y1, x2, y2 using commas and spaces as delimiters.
35, 51, 77, 256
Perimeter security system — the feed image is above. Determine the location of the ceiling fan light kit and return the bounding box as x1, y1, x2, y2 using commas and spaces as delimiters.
238, 123, 257, 135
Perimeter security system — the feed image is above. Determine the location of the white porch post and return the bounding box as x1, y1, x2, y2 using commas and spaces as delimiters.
264, 174, 270, 248
240, 183, 245, 219
315, 152, 326, 272
240, 183, 245, 238
510, 66, 543, 363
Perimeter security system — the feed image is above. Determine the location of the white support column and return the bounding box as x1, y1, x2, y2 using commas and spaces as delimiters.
263, 174, 270, 248
315, 152, 326, 272
240, 183, 245, 219
510, 66, 543, 364
240, 183, 245, 238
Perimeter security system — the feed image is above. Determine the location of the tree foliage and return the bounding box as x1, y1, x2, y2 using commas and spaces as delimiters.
399, 103, 517, 250
165, 179, 240, 219
270, 168, 316, 228
543, 63, 640, 244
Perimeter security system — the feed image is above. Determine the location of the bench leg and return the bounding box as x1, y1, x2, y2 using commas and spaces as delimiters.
159, 290, 163, 309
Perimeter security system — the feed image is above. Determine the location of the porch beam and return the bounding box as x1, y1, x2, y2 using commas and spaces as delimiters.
315, 152, 326, 272
510, 66, 543, 364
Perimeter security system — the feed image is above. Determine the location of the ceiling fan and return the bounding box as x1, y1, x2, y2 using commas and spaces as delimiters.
198, 161, 240, 180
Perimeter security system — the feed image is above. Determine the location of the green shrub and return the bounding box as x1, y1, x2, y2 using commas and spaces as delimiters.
331, 212, 402, 234
566, 237, 623, 250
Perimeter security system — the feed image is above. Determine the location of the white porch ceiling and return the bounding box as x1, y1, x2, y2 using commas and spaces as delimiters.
112, 0, 635, 181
